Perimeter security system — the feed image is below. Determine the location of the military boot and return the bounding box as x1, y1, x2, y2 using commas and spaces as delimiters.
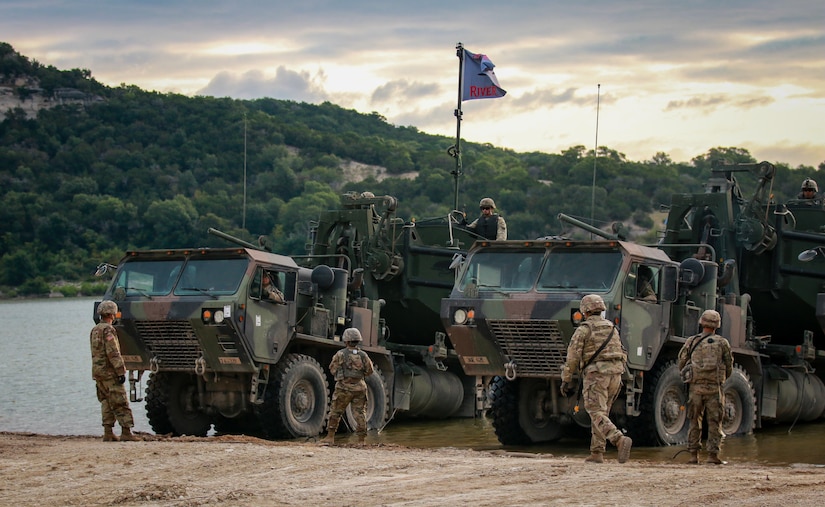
706, 452, 725, 465
617, 436, 633, 464
319, 429, 335, 446
357, 433, 367, 446
119, 427, 141, 442
584, 452, 604, 463
687, 451, 699, 464
102, 425, 119, 442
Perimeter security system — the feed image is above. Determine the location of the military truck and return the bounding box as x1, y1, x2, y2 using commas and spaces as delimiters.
95, 192, 481, 439
441, 161, 825, 446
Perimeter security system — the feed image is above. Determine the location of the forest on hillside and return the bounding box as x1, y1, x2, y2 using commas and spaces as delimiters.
1, 42, 823, 296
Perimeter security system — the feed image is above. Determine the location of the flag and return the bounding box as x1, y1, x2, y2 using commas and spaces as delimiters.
461, 49, 506, 101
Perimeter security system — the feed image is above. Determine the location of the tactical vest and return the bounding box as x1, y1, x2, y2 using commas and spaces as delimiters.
337, 349, 369, 380
579, 318, 626, 371
475, 214, 500, 240
685, 333, 727, 384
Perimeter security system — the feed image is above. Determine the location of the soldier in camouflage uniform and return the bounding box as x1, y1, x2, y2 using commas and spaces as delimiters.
678, 309, 733, 464
320, 328, 374, 446
560, 294, 632, 463
90, 300, 139, 442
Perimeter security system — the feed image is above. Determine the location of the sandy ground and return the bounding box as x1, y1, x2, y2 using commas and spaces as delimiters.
2, 431, 824, 507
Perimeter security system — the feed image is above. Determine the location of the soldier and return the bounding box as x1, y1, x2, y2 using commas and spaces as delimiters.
90, 300, 140, 442
560, 294, 632, 463
262, 271, 285, 303
320, 328, 375, 446
636, 266, 657, 301
678, 309, 733, 464
798, 178, 818, 199
467, 197, 507, 240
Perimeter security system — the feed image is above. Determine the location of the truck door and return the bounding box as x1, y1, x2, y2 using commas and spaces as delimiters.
244, 267, 295, 362
621, 263, 673, 370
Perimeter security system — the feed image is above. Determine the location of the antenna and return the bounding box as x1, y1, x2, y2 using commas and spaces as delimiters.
243, 112, 247, 230
590, 83, 601, 237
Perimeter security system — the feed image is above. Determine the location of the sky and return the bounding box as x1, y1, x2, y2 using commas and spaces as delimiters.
2, 0, 824, 168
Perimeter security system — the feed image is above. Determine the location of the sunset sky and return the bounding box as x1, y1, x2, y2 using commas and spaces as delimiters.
2, 0, 823, 167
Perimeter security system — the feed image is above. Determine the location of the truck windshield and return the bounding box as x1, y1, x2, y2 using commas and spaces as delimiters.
113, 257, 249, 296
537, 250, 622, 292
459, 251, 546, 291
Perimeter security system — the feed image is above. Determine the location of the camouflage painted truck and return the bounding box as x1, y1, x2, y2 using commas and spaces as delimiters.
94, 192, 481, 439
441, 161, 825, 446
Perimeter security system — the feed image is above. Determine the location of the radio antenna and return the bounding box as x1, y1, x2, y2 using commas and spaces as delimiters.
590, 83, 601, 238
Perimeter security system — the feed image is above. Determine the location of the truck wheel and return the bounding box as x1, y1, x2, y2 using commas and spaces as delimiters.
634, 361, 689, 446
345, 368, 390, 431
166, 373, 212, 437
257, 354, 329, 439
145, 372, 174, 435
488, 376, 531, 445
722, 365, 756, 437
489, 376, 563, 445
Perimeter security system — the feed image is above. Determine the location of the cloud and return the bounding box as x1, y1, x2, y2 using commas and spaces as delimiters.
197, 66, 329, 102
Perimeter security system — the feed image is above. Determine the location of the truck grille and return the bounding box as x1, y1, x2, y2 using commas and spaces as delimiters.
134, 320, 202, 371
488, 319, 566, 377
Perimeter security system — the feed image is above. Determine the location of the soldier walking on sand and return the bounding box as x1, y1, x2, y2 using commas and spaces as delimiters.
678, 309, 733, 464
320, 328, 374, 446
90, 300, 140, 442
560, 294, 632, 463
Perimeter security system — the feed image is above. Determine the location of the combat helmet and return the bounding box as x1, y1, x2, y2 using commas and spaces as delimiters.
580, 294, 606, 315
342, 328, 362, 343
700, 309, 721, 329
479, 197, 496, 209
97, 300, 119, 316
801, 178, 818, 193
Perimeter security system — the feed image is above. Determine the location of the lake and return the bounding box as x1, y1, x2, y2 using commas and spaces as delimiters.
0, 297, 822, 465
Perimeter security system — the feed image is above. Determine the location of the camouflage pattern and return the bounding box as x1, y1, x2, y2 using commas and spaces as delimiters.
579, 294, 606, 315
678, 332, 733, 452
327, 345, 375, 436
90, 322, 127, 381
562, 315, 627, 453
561, 316, 626, 383
95, 376, 135, 428
90, 321, 134, 428
582, 369, 624, 453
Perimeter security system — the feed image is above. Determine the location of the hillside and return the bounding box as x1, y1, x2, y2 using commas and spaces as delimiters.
1, 41, 822, 295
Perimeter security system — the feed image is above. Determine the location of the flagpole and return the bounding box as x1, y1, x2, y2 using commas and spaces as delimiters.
449, 42, 464, 212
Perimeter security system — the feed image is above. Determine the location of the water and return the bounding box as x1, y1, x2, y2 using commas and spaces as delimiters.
1, 298, 823, 465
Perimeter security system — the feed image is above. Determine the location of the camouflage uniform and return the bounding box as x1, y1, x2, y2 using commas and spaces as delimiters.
678, 330, 733, 455
90, 320, 135, 430
327, 344, 374, 439
562, 315, 627, 455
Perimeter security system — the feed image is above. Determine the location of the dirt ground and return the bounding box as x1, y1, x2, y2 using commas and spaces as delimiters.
2, 431, 824, 507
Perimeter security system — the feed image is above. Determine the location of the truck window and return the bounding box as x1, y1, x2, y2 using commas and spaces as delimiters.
114, 258, 187, 296
173, 258, 249, 295
459, 251, 545, 291
537, 250, 622, 292
627, 263, 659, 302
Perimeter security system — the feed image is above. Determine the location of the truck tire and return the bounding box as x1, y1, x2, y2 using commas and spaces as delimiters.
488, 376, 531, 445
489, 376, 563, 445
633, 360, 689, 446
145, 371, 175, 435
166, 373, 212, 437
345, 367, 390, 431
256, 354, 329, 439
722, 364, 756, 437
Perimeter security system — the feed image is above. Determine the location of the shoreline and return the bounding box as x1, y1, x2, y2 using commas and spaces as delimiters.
2, 431, 824, 507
